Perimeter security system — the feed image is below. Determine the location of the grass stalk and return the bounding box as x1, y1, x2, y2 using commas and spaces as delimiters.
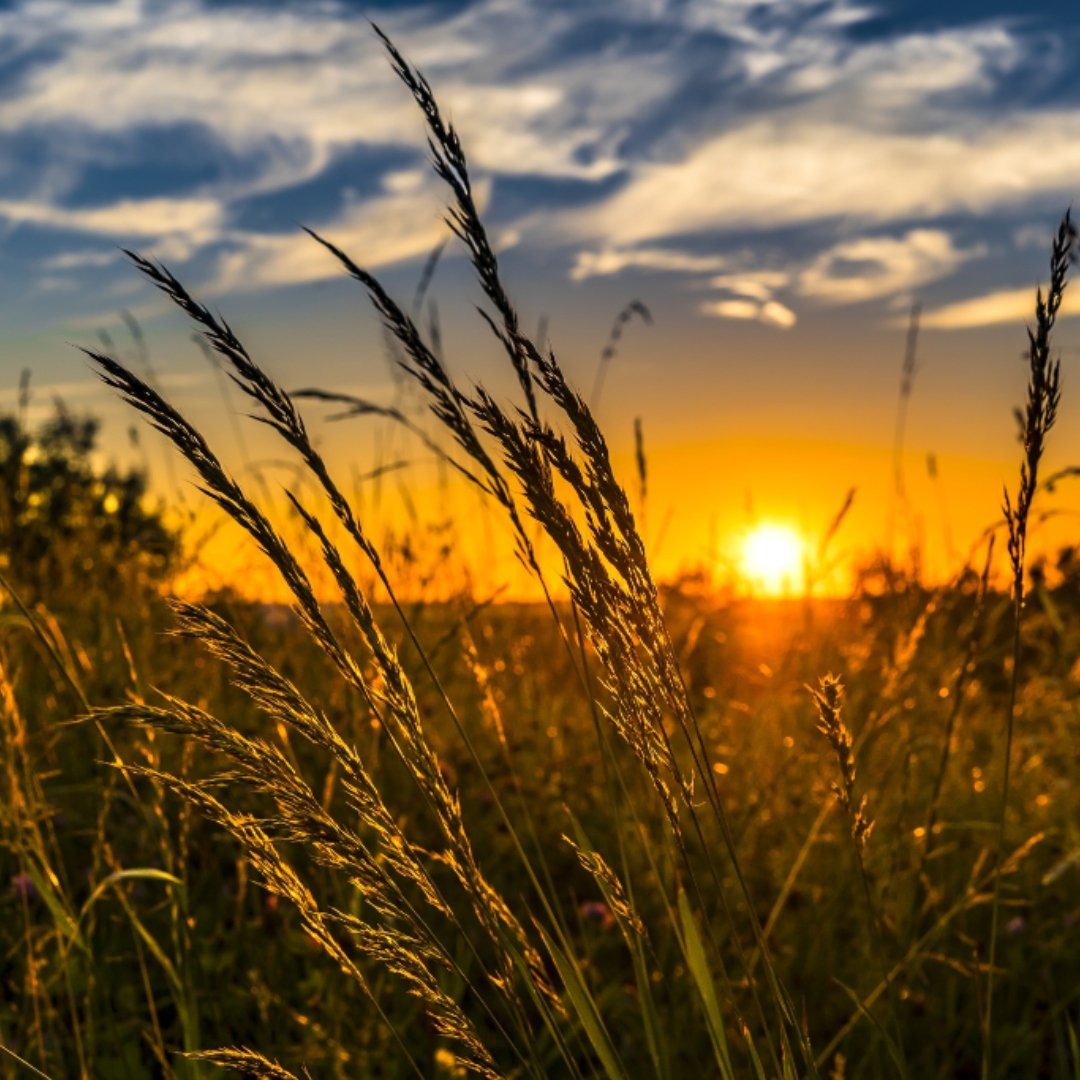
984, 211, 1076, 1079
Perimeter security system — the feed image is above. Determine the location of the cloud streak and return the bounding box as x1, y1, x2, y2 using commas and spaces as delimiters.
922, 284, 1080, 329
0, 0, 1073, 316
574, 114, 1080, 246
798, 230, 985, 304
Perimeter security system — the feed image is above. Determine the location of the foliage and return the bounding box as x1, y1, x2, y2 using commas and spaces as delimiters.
1, 25, 1079, 1080
0, 399, 178, 604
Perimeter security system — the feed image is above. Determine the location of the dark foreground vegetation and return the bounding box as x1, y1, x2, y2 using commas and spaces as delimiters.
1, 27, 1079, 1080
5, 544, 1080, 1078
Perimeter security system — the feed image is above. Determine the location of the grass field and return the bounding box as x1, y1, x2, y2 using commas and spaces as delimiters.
2, 26, 1079, 1080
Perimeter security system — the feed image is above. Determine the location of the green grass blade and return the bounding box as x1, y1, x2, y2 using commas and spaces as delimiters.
676, 888, 737, 1080
0, 1042, 56, 1079
1067, 1014, 1080, 1080
833, 979, 905, 1077
564, 813, 667, 1077
66, 868, 184, 956
23, 855, 85, 955
537, 924, 628, 1080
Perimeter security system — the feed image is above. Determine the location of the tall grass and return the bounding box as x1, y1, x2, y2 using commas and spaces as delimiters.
79, 27, 813, 1074
985, 211, 1077, 1079
1, 23, 1078, 1080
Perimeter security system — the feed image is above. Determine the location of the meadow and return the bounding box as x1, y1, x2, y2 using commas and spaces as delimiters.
2, 27, 1079, 1080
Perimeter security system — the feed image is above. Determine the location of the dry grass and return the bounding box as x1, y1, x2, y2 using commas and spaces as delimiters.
0, 23, 1077, 1080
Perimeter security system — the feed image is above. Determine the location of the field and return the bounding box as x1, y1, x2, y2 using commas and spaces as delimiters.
2, 25, 1080, 1080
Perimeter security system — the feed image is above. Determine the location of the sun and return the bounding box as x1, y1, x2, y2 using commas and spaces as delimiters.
739, 524, 805, 596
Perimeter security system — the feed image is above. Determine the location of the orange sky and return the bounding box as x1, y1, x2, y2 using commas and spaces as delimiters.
1, 1, 1079, 601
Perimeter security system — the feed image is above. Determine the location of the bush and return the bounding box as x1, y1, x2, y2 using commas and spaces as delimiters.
0, 398, 178, 604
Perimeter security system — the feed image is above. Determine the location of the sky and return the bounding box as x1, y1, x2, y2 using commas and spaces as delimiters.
0, 0, 1079, 595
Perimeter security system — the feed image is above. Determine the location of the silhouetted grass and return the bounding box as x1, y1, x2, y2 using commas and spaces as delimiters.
0, 24, 1078, 1080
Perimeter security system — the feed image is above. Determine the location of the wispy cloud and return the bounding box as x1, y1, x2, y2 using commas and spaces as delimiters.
41, 249, 121, 271
922, 284, 1080, 329
0, 0, 677, 293
571, 247, 732, 280
208, 182, 455, 293
0, 0, 1075, 313
798, 229, 984, 304
700, 296, 797, 329
573, 114, 1080, 246
0, 195, 223, 240
582, 229, 985, 329
699, 270, 796, 327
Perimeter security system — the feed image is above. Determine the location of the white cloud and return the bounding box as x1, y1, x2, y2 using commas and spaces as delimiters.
798, 229, 983, 303
0, 0, 1074, 312
41, 249, 119, 271
571, 247, 732, 280
0, 0, 661, 188
35, 274, 78, 294
682, 0, 873, 45
574, 114, 1080, 246
208, 183, 453, 293
699, 268, 797, 326
760, 300, 797, 328
781, 27, 1023, 106
921, 284, 1079, 329
0, 195, 223, 239
580, 229, 985, 326
0, 0, 681, 290
382, 170, 426, 195
701, 296, 796, 328
708, 270, 792, 302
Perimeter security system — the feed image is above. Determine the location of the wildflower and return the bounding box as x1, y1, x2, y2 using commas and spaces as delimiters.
579, 900, 615, 930
12, 871, 36, 901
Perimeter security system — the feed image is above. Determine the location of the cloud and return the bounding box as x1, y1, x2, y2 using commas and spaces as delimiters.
709, 270, 792, 302
699, 268, 796, 326
574, 113, 1080, 246
921, 284, 1079, 329
586, 228, 986, 328
0, 0, 1075, 313
0, 195, 223, 238
682, 0, 875, 44
700, 296, 796, 329
570, 247, 732, 280
798, 229, 984, 304
553, 15, 1075, 250
574, 245, 799, 323
207, 181, 457, 293
0, 0, 663, 188
778, 26, 1024, 106
1012, 223, 1054, 251
0, 0, 685, 291
41, 249, 120, 271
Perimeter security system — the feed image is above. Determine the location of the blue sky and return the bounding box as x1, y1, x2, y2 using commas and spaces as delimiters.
0, 0, 1078, 581
0, 0, 1075, 324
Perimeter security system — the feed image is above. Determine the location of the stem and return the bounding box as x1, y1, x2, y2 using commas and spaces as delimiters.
852, 836, 908, 1075
983, 576, 1024, 1080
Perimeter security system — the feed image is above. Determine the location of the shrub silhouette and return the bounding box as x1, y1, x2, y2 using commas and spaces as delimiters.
0, 399, 177, 603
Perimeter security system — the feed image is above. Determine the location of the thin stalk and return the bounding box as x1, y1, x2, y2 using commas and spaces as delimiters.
811, 675, 907, 1074
984, 211, 1075, 1080
920, 537, 994, 874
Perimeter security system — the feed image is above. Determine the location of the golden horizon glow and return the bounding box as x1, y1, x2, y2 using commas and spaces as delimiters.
739, 523, 805, 597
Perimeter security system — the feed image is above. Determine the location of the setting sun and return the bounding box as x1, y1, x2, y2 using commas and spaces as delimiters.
740, 524, 805, 596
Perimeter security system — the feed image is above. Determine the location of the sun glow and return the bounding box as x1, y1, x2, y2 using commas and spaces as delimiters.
740, 524, 805, 596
